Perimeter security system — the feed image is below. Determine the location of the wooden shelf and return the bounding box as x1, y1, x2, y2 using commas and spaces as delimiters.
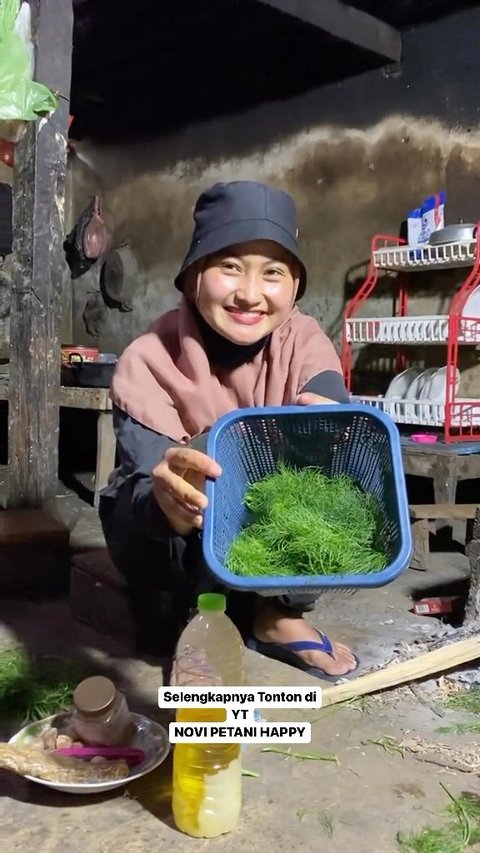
0, 376, 112, 411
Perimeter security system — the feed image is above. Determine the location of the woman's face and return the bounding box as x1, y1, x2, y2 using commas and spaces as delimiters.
193, 239, 300, 345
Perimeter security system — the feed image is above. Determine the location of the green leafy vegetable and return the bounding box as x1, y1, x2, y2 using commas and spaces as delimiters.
0, 647, 84, 723
396, 786, 480, 853
435, 721, 480, 735
444, 687, 480, 714
226, 462, 387, 577
318, 810, 335, 837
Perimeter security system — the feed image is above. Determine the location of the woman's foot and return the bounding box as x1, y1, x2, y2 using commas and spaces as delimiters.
253, 602, 357, 677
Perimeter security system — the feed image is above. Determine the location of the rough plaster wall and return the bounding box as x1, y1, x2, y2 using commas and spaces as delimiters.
69, 116, 480, 395
68, 3, 480, 396
0, 162, 12, 351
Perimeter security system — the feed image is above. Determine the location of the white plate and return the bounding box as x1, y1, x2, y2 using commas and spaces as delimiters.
428, 366, 461, 403
407, 368, 437, 400
385, 367, 421, 399
8, 712, 170, 794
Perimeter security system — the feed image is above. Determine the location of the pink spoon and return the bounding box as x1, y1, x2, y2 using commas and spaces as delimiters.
56, 746, 145, 766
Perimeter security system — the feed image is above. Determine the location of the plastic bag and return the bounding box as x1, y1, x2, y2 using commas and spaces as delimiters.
0, 0, 58, 121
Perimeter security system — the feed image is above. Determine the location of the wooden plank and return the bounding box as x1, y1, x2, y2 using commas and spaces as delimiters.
0, 376, 112, 411
94, 411, 116, 507
322, 637, 480, 708
466, 513, 480, 626
410, 503, 478, 520
8, 0, 74, 507
410, 518, 430, 571
466, 540, 480, 625
402, 448, 480, 489
255, 0, 402, 62
60, 385, 112, 411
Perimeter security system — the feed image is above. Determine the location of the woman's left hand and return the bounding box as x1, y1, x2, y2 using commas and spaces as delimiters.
296, 392, 337, 406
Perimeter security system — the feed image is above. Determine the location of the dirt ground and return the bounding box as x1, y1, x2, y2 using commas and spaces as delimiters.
0, 482, 479, 853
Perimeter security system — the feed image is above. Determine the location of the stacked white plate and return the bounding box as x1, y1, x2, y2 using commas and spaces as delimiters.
385, 366, 460, 402
384, 367, 421, 399
385, 365, 461, 422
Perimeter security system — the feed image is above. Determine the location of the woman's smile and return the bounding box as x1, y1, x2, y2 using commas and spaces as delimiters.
224, 307, 266, 325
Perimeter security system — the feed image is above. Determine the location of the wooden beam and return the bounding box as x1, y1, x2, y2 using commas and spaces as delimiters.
8, 0, 73, 507
255, 0, 402, 63
322, 636, 480, 707
410, 503, 478, 520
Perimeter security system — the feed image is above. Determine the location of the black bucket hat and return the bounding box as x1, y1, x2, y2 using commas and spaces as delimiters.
174, 181, 307, 299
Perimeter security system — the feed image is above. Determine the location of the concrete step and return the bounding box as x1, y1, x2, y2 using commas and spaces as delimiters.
0, 508, 70, 594
70, 548, 135, 642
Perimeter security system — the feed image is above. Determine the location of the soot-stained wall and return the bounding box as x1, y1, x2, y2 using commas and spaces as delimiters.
69, 7, 480, 394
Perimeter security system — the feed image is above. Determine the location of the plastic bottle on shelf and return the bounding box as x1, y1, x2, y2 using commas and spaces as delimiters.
171, 592, 245, 838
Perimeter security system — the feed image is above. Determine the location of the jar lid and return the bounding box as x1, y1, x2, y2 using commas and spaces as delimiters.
73, 676, 116, 716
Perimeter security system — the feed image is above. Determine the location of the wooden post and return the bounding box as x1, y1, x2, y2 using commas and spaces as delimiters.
465, 508, 480, 628
410, 518, 430, 571
8, 0, 73, 507
94, 411, 116, 508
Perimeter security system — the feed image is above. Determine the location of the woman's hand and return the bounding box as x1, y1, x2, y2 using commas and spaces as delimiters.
296, 392, 337, 406
152, 447, 222, 536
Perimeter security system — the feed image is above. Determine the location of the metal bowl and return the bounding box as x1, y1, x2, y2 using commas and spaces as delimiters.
429, 223, 477, 245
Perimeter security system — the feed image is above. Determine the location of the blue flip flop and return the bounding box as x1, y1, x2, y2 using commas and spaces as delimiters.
246, 630, 360, 683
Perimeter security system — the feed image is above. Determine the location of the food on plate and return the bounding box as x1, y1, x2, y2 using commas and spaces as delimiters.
0, 743, 129, 783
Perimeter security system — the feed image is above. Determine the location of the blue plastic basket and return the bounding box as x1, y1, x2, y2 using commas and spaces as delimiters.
202, 405, 413, 595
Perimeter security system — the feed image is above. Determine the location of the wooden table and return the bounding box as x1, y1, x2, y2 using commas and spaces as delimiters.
0, 376, 115, 507
401, 439, 480, 504
409, 502, 478, 570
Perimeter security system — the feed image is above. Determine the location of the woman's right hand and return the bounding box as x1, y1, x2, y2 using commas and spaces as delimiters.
152, 447, 222, 536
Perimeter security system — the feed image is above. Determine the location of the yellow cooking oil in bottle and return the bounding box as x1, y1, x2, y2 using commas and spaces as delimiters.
172, 592, 245, 838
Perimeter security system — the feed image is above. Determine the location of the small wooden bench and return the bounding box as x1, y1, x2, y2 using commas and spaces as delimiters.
410, 503, 478, 570
0, 376, 116, 507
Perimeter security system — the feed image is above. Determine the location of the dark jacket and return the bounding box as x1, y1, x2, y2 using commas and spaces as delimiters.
99, 369, 349, 651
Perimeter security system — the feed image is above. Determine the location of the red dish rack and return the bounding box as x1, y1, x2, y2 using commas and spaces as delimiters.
341, 226, 480, 443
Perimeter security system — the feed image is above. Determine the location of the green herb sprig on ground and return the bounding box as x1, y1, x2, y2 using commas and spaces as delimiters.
396, 786, 480, 853
226, 462, 387, 578
0, 647, 84, 723
436, 686, 480, 735
444, 687, 480, 715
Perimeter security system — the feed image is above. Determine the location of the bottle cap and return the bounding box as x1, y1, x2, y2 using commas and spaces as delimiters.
197, 593, 226, 612
73, 676, 116, 717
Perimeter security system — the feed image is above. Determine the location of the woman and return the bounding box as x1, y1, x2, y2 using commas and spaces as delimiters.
100, 181, 358, 681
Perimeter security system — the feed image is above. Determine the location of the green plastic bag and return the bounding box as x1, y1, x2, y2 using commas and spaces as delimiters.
0, 0, 58, 121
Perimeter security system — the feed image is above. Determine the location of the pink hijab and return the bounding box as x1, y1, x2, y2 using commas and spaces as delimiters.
111, 297, 343, 443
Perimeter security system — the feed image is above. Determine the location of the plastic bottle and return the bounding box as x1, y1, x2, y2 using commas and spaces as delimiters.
171, 592, 245, 838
